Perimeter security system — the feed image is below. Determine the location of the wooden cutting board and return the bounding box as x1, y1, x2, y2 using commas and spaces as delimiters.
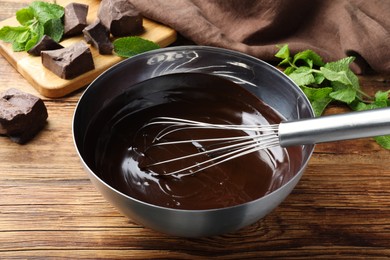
0, 0, 177, 98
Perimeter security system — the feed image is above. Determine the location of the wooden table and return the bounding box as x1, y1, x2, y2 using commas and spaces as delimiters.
1, 1, 390, 259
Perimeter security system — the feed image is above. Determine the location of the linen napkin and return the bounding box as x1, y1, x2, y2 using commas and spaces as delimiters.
128, 0, 390, 74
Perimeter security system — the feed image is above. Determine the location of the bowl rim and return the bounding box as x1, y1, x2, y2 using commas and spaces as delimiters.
72, 45, 315, 213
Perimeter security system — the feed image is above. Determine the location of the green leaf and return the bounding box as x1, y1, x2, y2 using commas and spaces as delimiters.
275, 44, 290, 59
314, 72, 325, 84
349, 100, 369, 111
301, 85, 333, 100
275, 44, 291, 66
0, 26, 29, 43
16, 7, 35, 25
311, 98, 333, 117
15, 29, 30, 43
320, 67, 352, 86
283, 66, 295, 75
274, 44, 390, 150
113, 36, 160, 58
329, 82, 357, 103
324, 56, 360, 89
29, 1, 64, 24
24, 32, 39, 51
293, 49, 324, 67
288, 66, 316, 86
350, 90, 390, 112
44, 18, 63, 42
375, 90, 390, 101
325, 56, 355, 71
0, 1, 64, 53
12, 41, 26, 51
300, 85, 333, 116
374, 135, 390, 149
24, 22, 44, 51
30, 22, 44, 41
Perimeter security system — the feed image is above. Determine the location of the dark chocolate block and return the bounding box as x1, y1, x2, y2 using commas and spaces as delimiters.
0, 88, 48, 144
83, 20, 113, 55
98, 0, 143, 37
41, 41, 95, 79
64, 3, 89, 36
27, 35, 64, 56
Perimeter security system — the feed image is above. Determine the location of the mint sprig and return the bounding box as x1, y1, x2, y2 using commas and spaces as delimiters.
113, 36, 160, 58
0, 1, 64, 52
275, 44, 390, 149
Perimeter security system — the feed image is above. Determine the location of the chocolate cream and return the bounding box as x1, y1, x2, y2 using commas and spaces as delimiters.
84, 73, 302, 210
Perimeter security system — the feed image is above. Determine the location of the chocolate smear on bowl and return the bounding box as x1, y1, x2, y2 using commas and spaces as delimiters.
84, 73, 303, 210
41, 41, 95, 79
0, 88, 48, 144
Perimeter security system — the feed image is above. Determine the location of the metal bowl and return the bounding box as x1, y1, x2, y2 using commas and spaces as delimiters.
73, 46, 315, 237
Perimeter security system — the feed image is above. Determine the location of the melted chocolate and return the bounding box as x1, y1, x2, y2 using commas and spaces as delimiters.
84, 73, 302, 210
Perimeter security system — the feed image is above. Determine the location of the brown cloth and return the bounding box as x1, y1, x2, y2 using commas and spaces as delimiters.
128, 0, 390, 74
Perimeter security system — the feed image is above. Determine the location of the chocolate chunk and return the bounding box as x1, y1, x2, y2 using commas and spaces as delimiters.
64, 3, 89, 36
0, 88, 48, 144
83, 20, 113, 55
41, 41, 95, 79
27, 35, 64, 56
97, 0, 143, 37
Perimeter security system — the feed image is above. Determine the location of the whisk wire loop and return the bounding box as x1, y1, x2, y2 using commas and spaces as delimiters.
143, 117, 280, 176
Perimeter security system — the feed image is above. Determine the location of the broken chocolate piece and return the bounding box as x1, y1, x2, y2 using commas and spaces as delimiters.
0, 88, 48, 144
41, 41, 95, 79
97, 0, 143, 37
27, 35, 64, 56
64, 2, 89, 36
83, 20, 113, 55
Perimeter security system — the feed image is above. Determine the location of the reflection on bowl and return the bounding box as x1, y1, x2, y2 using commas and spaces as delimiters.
73, 46, 315, 237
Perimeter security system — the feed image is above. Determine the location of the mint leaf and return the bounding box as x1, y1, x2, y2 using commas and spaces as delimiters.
0, 26, 31, 51
293, 49, 324, 67
374, 90, 390, 107
44, 18, 63, 42
314, 73, 325, 84
113, 36, 160, 58
329, 82, 357, 103
301, 85, 333, 116
29, 1, 64, 44
275, 44, 291, 66
374, 136, 390, 149
320, 67, 352, 86
0, 26, 29, 43
15, 30, 30, 43
24, 32, 40, 50
325, 56, 355, 71
350, 91, 389, 111
283, 66, 295, 75
324, 56, 360, 91
16, 7, 35, 25
0, 1, 65, 52
275, 44, 390, 150
24, 22, 44, 51
288, 66, 316, 86
29, 1, 64, 24
349, 100, 368, 111
12, 41, 26, 51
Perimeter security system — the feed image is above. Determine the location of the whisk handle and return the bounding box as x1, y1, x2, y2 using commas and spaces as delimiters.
278, 107, 390, 147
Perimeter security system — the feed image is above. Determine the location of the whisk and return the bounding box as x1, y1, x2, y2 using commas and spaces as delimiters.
142, 107, 390, 176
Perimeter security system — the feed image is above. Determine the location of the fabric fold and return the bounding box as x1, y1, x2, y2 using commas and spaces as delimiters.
129, 0, 390, 74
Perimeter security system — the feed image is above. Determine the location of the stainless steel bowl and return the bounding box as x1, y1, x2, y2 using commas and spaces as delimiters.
73, 46, 315, 237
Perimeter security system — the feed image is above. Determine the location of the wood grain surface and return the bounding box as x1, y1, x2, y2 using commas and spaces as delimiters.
1, 1, 390, 259
0, 0, 176, 98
